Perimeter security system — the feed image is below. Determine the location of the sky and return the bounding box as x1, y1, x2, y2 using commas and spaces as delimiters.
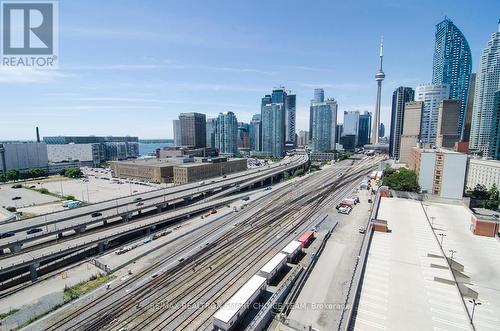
1, 0, 499, 140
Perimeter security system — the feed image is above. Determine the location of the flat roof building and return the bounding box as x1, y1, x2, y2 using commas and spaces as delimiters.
0, 142, 48, 173
399, 101, 423, 165
47, 143, 101, 167
410, 147, 467, 199
436, 99, 461, 148
466, 158, 500, 191
173, 158, 247, 185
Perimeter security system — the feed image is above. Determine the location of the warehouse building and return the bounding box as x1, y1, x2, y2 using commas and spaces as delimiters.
0, 142, 48, 173
111, 157, 247, 184
173, 158, 247, 185
47, 143, 101, 167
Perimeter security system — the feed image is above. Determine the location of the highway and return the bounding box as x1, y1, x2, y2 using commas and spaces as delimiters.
0, 155, 307, 252
29, 155, 382, 331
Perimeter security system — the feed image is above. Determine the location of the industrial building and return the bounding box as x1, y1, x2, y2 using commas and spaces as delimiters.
409, 147, 467, 199
43, 136, 139, 161
0, 142, 48, 173
173, 158, 247, 185
47, 143, 101, 167
111, 157, 247, 184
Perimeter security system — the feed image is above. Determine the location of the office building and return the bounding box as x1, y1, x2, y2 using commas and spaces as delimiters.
379, 123, 385, 138
310, 93, 338, 152
470, 22, 500, 155
314, 88, 325, 103
490, 90, 500, 159
178, 112, 206, 148
286, 93, 296, 145
340, 135, 356, 152
343, 111, 360, 145
157, 146, 218, 159
436, 100, 461, 148
372, 38, 385, 145
399, 101, 423, 165
466, 158, 500, 191
43, 136, 139, 161
0, 142, 48, 173
463, 73, 476, 142
173, 120, 181, 146
389, 87, 415, 159
432, 18, 472, 137
357, 111, 372, 147
237, 122, 250, 149
409, 148, 467, 199
215, 112, 238, 156
336, 124, 343, 145
47, 143, 101, 167
206, 118, 217, 149
261, 103, 285, 157
110, 158, 177, 183
298, 130, 309, 147
250, 114, 262, 152
415, 84, 450, 144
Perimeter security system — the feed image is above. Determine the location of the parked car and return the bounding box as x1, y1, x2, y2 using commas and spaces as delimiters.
134, 197, 142, 202
26, 228, 42, 235
11, 184, 22, 189
91, 212, 102, 218
136, 202, 144, 206
359, 226, 366, 234
11, 196, 21, 200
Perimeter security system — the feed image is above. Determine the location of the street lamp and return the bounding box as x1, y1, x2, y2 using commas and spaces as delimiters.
449, 249, 457, 260
430, 216, 435, 228
468, 299, 482, 323
438, 233, 446, 247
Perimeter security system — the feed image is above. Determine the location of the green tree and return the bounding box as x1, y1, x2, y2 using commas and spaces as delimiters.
471, 184, 489, 199
63, 168, 83, 178
381, 168, 420, 192
488, 183, 499, 201
5, 169, 20, 181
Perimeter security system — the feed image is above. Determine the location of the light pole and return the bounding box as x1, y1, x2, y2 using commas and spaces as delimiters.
468, 299, 481, 323
438, 233, 446, 247
430, 216, 435, 228
449, 249, 457, 260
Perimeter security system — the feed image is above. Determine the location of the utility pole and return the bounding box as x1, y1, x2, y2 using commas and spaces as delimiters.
469, 299, 482, 323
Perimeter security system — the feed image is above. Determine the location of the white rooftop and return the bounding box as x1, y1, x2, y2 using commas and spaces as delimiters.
281, 241, 301, 255
260, 252, 287, 274
352, 197, 472, 331
213, 274, 266, 323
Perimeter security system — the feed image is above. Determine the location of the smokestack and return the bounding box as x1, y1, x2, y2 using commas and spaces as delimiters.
36, 127, 40, 143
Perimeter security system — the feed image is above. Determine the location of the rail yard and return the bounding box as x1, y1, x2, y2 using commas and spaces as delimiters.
13, 154, 384, 331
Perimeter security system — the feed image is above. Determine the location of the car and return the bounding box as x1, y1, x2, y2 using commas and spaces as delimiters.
26, 228, 42, 235
136, 202, 144, 206
1, 232, 15, 239
178, 257, 185, 262
222, 175, 227, 178
11, 196, 21, 200
91, 212, 102, 218
134, 197, 142, 202
11, 184, 22, 189
368, 198, 373, 203
151, 273, 158, 279
359, 226, 366, 234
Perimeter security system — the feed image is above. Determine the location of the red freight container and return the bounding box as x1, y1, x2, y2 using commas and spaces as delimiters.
298, 230, 314, 247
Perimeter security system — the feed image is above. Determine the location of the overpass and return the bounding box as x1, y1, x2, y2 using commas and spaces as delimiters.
0, 155, 308, 254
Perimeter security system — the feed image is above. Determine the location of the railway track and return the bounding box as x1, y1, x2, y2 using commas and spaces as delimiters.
39, 156, 382, 331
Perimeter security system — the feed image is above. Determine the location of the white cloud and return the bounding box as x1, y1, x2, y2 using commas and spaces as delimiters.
0, 67, 68, 83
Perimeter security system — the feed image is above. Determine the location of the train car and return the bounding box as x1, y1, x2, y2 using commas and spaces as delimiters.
258, 252, 287, 283
298, 230, 314, 248
370, 171, 377, 179
376, 170, 383, 180
281, 240, 302, 262
212, 275, 267, 331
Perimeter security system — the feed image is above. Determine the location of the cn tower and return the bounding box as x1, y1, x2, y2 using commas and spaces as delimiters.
371, 37, 385, 145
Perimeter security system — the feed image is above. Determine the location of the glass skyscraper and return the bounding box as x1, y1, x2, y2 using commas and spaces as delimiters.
357, 111, 372, 147
470, 23, 500, 156
432, 18, 472, 137
250, 114, 262, 152
389, 87, 415, 159
415, 84, 450, 144
215, 112, 238, 156
310, 94, 338, 152
261, 103, 285, 157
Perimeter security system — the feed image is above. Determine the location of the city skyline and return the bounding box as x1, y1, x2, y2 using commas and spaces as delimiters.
1, 0, 499, 141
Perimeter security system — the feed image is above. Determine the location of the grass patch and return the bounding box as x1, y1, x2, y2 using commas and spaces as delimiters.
0, 309, 19, 320
63, 273, 115, 302
15, 273, 115, 330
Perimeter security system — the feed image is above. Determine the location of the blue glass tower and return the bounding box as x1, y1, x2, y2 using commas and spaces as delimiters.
432, 18, 472, 138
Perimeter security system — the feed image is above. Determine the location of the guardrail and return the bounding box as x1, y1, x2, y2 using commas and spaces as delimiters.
338, 191, 380, 331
